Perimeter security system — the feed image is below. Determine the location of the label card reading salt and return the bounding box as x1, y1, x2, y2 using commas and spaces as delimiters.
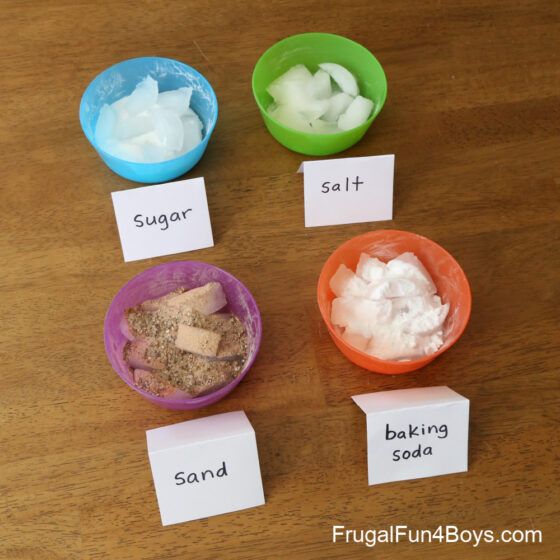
352, 386, 469, 485
146, 411, 265, 526
298, 154, 394, 227
111, 177, 214, 262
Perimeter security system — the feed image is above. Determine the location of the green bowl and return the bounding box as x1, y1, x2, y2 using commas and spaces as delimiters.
252, 32, 387, 156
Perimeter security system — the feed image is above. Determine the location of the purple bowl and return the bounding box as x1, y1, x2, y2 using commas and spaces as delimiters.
104, 261, 262, 409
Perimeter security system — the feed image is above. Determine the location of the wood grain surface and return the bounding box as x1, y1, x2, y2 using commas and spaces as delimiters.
1, 1, 559, 559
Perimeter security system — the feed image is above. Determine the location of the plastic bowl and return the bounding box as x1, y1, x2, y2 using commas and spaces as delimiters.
79, 56, 218, 183
104, 261, 261, 409
317, 230, 471, 374
252, 32, 387, 156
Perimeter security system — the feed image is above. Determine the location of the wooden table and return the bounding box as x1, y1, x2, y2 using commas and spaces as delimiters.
1, 1, 558, 558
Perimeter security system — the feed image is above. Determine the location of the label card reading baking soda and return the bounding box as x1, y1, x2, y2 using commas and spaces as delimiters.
146, 411, 265, 526
352, 386, 469, 485
298, 154, 394, 227
111, 177, 213, 262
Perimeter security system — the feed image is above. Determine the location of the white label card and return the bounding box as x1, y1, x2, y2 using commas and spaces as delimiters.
352, 386, 469, 485
298, 154, 394, 227
111, 177, 214, 262
146, 411, 265, 526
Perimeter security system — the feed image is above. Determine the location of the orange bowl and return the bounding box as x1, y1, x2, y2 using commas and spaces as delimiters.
317, 230, 472, 374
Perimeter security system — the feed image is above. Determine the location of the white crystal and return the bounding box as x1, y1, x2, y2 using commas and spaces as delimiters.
299, 98, 329, 121
366, 329, 421, 361
338, 95, 374, 131
180, 114, 203, 154
386, 252, 437, 293
124, 75, 158, 117
274, 81, 328, 120
94, 76, 203, 163
364, 278, 428, 300
329, 264, 368, 297
185, 107, 203, 128
129, 130, 161, 146
142, 143, 172, 163
268, 105, 312, 132
157, 87, 192, 116
399, 303, 449, 335
267, 64, 313, 104
306, 69, 332, 99
106, 139, 146, 163
95, 104, 116, 145
331, 296, 392, 338
310, 119, 340, 134
151, 107, 184, 152
356, 253, 386, 282
114, 113, 153, 140
265, 62, 374, 136
274, 80, 308, 110
318, 63, 359, 97
341, 329, 370, 352
330, 252, 449, 361
322, 92, 353, 123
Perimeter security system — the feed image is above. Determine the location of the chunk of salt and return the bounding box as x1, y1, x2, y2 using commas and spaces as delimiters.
322, 92, 353, 123
318, 63, 359, 97
337, 95, 374, 131
268, 105, 312, 132
267, 64, 313, 104
306, 69, 332, 100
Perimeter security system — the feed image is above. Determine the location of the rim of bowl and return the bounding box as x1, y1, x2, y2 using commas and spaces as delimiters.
79, 56, 219, 165
317, 229, 472, 368
251, 32, 388, 138
104, 261, 262, 406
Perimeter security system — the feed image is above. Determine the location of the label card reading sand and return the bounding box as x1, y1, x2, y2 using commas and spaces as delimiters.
146, 411, 265, 526
111, 177, 213, 262
352, 386, 469, 485
298, 154, 394, 227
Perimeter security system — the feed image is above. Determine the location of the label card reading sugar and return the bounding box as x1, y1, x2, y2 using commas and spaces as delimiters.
146, 411, 265, 526
352, 386, 469, 485
111, 177, 214, 262
298, 154, 394, 227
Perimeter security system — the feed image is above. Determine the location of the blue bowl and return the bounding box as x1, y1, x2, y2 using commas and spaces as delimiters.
79, 56, 218, 183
